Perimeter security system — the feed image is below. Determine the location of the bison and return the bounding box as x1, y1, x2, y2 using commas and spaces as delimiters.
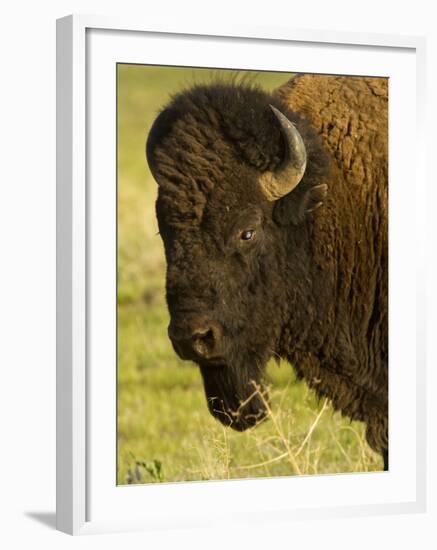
146, 74, 388, 471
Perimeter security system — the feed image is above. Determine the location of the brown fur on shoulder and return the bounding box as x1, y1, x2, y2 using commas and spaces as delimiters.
277, 75, 388, 452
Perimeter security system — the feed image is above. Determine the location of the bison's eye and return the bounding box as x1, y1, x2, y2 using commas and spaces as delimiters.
240, 229, 255, 241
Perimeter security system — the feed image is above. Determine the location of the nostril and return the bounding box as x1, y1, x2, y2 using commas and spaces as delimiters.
193, 328, 214, 344
191, 325, 221, 358
168, 318, 222, 360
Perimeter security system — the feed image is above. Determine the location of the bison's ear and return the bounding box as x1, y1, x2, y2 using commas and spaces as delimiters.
273, 183, 328, 226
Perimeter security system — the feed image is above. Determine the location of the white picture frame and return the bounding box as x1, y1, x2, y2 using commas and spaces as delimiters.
56, 14, 428, 536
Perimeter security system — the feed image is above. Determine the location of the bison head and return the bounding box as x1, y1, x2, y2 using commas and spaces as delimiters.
146, 82, 329, 431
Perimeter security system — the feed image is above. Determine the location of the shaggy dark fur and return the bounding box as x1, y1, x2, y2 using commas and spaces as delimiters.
146, 75, 388, 469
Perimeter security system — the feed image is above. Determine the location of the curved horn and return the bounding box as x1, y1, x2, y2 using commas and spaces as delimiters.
258, 105, 307, 201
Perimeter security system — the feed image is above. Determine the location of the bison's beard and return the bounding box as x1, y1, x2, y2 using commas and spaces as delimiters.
199, 360, 269, 431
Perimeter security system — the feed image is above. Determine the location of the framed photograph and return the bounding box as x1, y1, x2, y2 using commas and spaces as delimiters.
56, 14, 427, 535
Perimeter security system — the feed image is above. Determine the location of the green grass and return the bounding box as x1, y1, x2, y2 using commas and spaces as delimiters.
117, 65, 383, 485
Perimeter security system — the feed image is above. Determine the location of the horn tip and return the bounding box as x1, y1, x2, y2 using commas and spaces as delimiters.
269, 104, 296, 129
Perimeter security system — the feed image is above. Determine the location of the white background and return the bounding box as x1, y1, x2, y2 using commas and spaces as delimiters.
0, 1, 435, 549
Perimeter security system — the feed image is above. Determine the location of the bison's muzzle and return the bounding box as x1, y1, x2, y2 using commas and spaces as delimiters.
168, 314, 224, 363
200, 364, 270, 431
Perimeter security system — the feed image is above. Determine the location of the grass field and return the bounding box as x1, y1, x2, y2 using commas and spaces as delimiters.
117, 65, 383, 485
